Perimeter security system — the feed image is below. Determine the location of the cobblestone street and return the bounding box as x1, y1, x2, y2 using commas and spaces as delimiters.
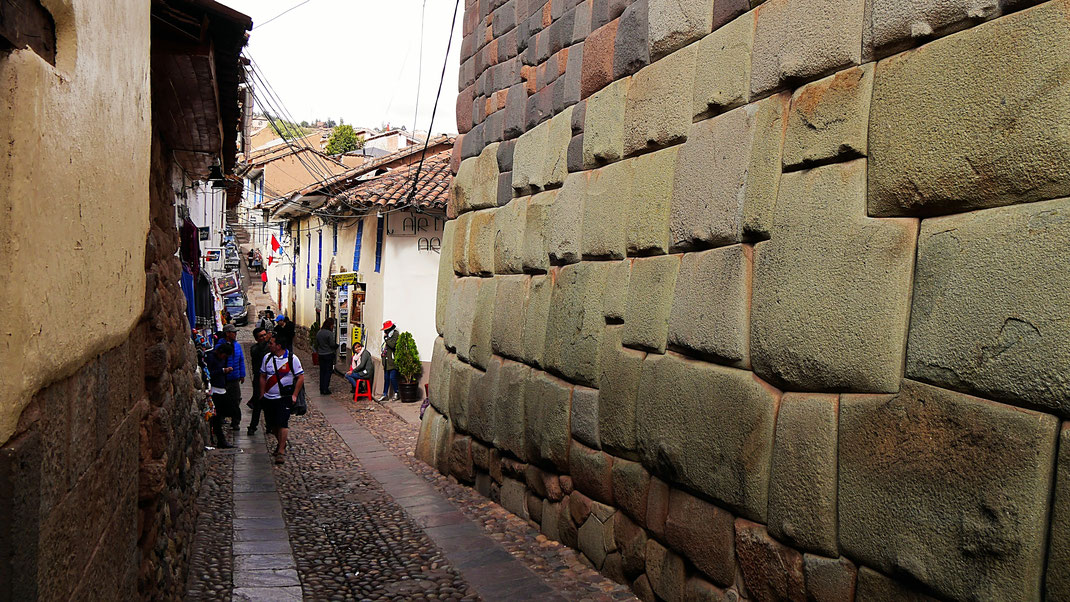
187, 322, 635, 601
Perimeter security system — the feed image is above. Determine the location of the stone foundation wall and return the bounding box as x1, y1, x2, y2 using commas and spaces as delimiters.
418, 0, 1070, 599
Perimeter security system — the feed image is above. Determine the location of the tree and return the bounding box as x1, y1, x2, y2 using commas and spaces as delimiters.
269, 118, 307, 141
394, 332, 422, 383
299, 120, 309, 128
325, 125, 364, 155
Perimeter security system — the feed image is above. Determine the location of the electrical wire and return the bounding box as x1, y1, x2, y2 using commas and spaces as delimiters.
412, 0, 427, 135
253, 0, 315, 30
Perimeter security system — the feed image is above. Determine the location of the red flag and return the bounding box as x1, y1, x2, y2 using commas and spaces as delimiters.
270, 234, 281, 252
267, 256, 274, 266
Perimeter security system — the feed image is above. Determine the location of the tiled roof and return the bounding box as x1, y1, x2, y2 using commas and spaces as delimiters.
299, 135, 454, 197
330, 147, 452, 211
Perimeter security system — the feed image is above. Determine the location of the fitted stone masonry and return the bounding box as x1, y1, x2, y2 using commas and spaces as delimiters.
422, 0, 1070, 599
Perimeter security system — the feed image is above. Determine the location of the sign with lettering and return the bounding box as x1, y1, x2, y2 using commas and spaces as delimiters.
329, 271, 362, 287
205, 248, 221, 261
388, 212, 445, 237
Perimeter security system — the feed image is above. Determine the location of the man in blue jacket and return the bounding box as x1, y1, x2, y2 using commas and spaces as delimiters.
219, 324, 246, 430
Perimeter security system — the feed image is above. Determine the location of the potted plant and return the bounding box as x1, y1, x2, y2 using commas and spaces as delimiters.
394, 331, 423, 403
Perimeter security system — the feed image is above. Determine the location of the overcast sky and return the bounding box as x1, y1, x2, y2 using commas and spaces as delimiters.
219, 0, 463, 135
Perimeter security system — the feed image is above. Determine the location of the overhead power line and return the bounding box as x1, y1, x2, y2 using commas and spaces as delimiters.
253, 0, 315, 30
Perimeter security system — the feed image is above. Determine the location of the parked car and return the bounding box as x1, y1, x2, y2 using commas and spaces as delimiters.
224, 247, 240, 271
223, 292, 249, 326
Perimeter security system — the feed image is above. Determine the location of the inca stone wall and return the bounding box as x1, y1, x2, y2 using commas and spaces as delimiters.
418, 0, 1070, 599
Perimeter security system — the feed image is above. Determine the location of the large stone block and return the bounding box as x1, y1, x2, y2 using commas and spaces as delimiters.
906, 197, 1070, 416
491, 274, 529, 360
1047, 424, 1070, 600
523, 370, 572, 471
610, 458, 649, 522
521, 273, 553, 367
581, 19, 619, 99
622, 254, 680, 353
451, 142, 501, 212
803, 554, 857, 602
665, 489, 736, 587
667, 244, 751, 367
570, 385, 600, 449
494, 359, 532, 460
547, 173, 585, 264
467, 208, 498, 276
582, 76, 630, 167
839, 380, 1059, 600
447, 355, 479, 432
436, 221, 457, 335
469, 277, 498, 369
868, 1, 1070, 216
446, 277, 480, 357
636, 353, 779, 520
451, 211, 472, 275
627, 146, 678, 255
767, 393, 838, 557
670, 94, 788, 250
544, 262, 607, 386
512, 119, 548, 193
735, 519, 806, 602
429, 337, 453, 417
581, 160, 632, 259
649, 0, 713, 60
615, 511, 649, 579
750, 160, 917, 393
569, 440, 614, 504
750, 0, 864, 97
522, 190, 555, 272
602, 259, 631, 323
493, 196, 527, 273
692, 11, 754, 119
864, 0, 1003, 58
854, 567, 938, 602
782, 63, 873, 170
468, 357, 503, 444
623, 43, 696, 156
613, 0, 651, 78
598, 325, 646, 458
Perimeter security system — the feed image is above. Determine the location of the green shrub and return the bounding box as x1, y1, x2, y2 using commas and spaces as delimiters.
395, 332, 422, 383
308, 319, 320, 347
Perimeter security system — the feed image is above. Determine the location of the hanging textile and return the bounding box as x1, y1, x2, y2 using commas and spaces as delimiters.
180, 217, 201, 267
180, 264, 196, 330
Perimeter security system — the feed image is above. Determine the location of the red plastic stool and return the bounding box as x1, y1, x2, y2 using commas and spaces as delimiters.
353, 379, 373, 402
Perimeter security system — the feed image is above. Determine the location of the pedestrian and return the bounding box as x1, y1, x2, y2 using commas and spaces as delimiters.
205, 341, 235, 448
379, 320, 399, 401
315, 318, 337, 395
246, 327, 271, 435
261, 269, 268, 293
344, 341, 374, 394
219, 324, 246, 430
274, 314, 295, 351
259, 334, 305, 464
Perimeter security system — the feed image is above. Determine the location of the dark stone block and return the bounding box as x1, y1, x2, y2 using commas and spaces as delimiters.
499, 28, 518, 62
504, 83, 528, 139
712, 0, 749, 30
493, 0, 517, 37
457, 85, 475, 134
497, 139, 517, 171
526, 82, 554, 130
571, 98, 586, 134
592, 0, 630, 29
581, 19, 618, 99
567, 134, 585, 172
0, 430, 42, 601
484, 110, 506, 143
462, 123, 486, 159
552, 9, 576, 55
497, 171, 515, 206
613, 0, 649, 79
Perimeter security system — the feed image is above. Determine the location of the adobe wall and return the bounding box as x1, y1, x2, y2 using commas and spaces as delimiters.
419, 0, 1070, 599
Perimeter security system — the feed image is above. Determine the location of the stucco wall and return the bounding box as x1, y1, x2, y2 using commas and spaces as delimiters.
0, 0, 151, 445
420, 0, 1070, 600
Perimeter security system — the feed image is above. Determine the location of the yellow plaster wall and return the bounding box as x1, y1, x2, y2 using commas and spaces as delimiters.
0, 0, 151, 444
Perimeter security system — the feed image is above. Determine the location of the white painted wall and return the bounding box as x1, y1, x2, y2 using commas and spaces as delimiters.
381, 211, 444, 362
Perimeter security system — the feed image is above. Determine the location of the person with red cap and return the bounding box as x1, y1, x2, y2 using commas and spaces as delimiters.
378, 320, 400, 401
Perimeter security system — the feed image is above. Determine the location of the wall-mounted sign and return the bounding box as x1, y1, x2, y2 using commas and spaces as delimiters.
387, 212, 445, 237
198, 227, 210, 241
329, 271, 362, 287
205, 249, 221, 261
215, 274, 240, 295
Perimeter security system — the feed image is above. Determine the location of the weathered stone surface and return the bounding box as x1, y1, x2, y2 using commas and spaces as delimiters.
581, 160, 632, 259
416, 405, 449, 469
578, 515, 609, 568
623, 44, 696, 156
782, 63, 873, 170
466, 208, 497, 276
692, 11, 754, 118
854, 567, 938, 602
491, 275, 529, 360
567, 133, 584, 172
522, 190, 554, 272
500, 477, 529, 519
636, 352, 779, 521
451, 211, 472, 275
522, 370, 572, 471
645, 475, 670, 539
582, 76, 630, 167
544, 262, 607, 386
614, 511, 648, 579
467, 356, 502, 443
750, 0, 864, 96
803, 554, 857, 602
614, 0, 650, 78
868, 1, 1070, 216
517, 273, 551, 369
864, 0, 1003, 58
494, 359, 532, 460
735, 519, 806, 602
665, 489, 736, 587
685, 577, 737, 602
671, 94, 788, 249
839, 380, 1058, 601
1046, 424, 1070, 600
570, 385, 600, 449
469, 276, 498, 369
452, 142, 501, 212
609, 458, 649, 522
633, 574, 655, 602
598, 325, 646, 457
546, 173, 585, 264
627, 146, 677, 255
513, 117, 562, 193
602, 259, 631, 323
905, 198, 1070, 416
751, 160, 917, 393
667, 244, 750, 367
649, 0, 713, 60
493, 195, 527, 273
581, 19, 619, 99
447, 355, 479, 432
645, 538, 686, 602
429, 337, 453, 417
449, 435, 475, 482
446, 277, 480, 357
622, 254, 680, 353
571, 490, 595, 525
569, 440, 614, 504
436, 221, 456, 335
767, 393, 838, 557
541, 499, 562, 540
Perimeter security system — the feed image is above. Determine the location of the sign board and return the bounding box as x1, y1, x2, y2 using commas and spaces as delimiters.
205, 248, 221, 261
215, 274, 240, 295
352, 324, 364, 348
329, 271, 362, 287
198, 227, 210, 241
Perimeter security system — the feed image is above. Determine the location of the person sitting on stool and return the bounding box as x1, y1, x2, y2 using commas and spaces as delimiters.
345, 342, 374, 394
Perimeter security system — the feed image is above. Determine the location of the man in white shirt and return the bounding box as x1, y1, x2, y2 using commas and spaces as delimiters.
259, 334, 305, 464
